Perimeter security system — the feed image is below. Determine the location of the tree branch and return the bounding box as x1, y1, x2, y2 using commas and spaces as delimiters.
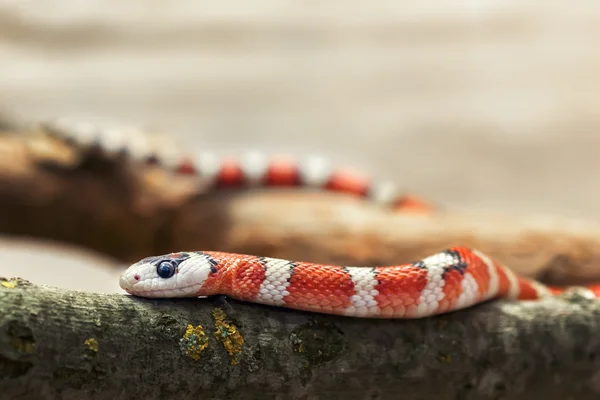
1, 278, 600, 399
2, 131, 600, 284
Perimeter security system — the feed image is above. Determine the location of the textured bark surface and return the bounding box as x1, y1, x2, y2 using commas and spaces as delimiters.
3, 131, 600, 398
1, 278, 600, 400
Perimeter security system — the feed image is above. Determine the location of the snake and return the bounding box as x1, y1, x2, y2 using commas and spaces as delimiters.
41, 118, 600, 318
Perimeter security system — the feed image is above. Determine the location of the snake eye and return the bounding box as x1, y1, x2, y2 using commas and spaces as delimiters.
156, 260, 176, 279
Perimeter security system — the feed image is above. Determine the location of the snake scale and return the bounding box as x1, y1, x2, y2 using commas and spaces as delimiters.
41, 118, 600, 318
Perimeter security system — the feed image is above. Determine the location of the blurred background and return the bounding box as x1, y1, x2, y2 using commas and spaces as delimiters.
1, 1, 599, 293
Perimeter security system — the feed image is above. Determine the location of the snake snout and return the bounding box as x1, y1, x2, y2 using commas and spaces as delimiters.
119, 272, 136, 292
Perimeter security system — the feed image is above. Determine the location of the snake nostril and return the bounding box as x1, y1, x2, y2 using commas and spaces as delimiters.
134, 274, 140, 281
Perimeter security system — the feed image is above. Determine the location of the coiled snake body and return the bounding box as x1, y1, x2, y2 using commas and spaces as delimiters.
42, 119, 600, 318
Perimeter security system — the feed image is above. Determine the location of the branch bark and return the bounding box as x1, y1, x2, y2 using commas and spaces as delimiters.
1, 278, 600, 400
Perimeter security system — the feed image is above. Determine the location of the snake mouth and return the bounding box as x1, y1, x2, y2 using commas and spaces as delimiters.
119, 274, 202, 298
126, 285, 202, 298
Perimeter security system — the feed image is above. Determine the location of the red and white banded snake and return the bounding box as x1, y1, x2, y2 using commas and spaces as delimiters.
41, 118, 600, 318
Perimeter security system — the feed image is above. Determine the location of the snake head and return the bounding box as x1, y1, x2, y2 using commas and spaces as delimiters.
119, 252, 215, 298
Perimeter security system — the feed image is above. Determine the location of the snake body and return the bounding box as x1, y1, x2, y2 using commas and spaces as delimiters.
40, 118, 431, 213
118, 247, 586, 319
42, 118, 600, 318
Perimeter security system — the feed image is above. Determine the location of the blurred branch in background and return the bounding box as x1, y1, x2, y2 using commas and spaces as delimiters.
3, 129, 600, 284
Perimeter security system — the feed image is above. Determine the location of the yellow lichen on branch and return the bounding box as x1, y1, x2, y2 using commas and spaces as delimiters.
179, 324, 209, 361
1, 279, 18, 289
212, 308, 244, 365
84, 338, 99, 352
